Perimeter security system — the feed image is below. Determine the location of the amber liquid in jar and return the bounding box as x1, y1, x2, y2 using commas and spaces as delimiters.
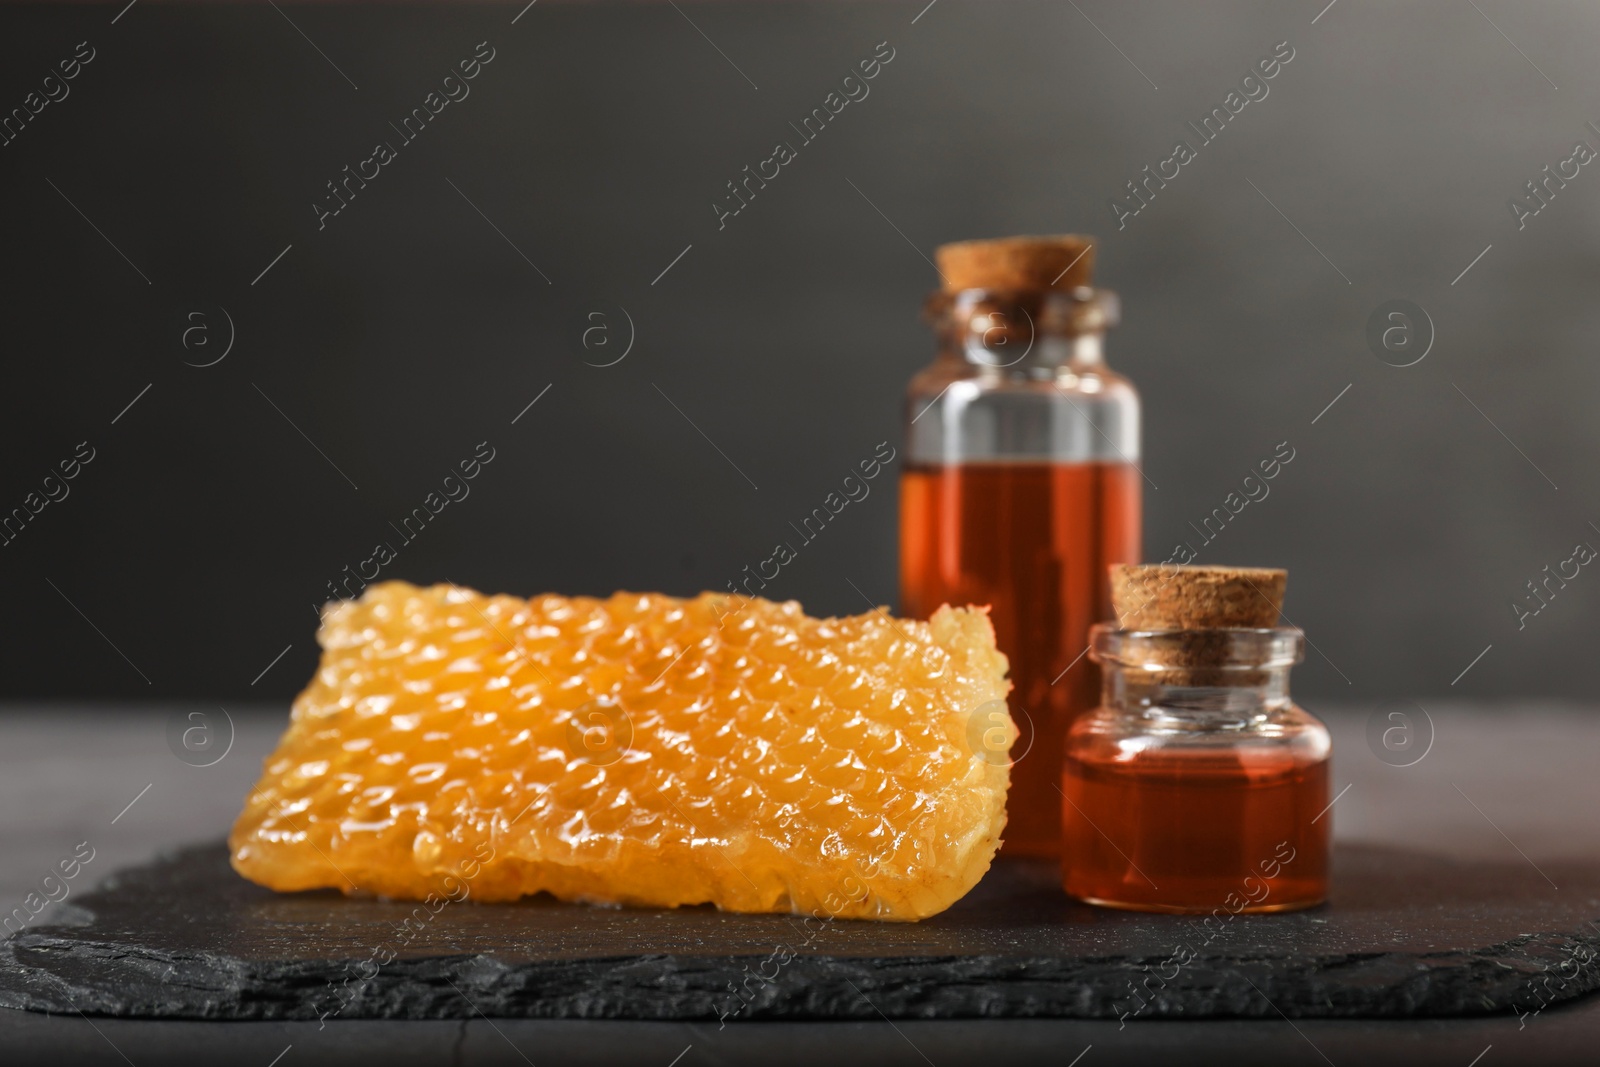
900, 461, 1141, 857
1061, 743, 1329, 911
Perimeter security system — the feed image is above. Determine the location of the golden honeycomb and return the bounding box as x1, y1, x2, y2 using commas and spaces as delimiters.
230, 581, 1013, 921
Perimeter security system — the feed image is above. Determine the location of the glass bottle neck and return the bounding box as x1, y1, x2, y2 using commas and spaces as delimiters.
1103, 664, 1294, 723
929, 285, 1120, 376
1089, 626, 1304, 726
907, 286, 1137, 466
948, 331, 1105, 375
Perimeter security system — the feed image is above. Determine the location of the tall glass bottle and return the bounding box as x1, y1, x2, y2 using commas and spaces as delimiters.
899, 236, 1142, 859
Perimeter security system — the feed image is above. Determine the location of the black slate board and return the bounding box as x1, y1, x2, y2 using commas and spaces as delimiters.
2, 843, 1598, 1022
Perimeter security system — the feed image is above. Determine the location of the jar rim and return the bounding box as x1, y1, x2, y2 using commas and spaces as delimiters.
1088, 623, 1305, 670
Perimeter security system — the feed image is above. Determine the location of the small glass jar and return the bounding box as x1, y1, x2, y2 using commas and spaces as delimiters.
1061, 625, 1331, 912
900, 285, 1141, 859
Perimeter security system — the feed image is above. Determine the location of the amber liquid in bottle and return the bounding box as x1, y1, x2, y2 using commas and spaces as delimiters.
900, 461, 1142, 857
1061, 745, 1329, 911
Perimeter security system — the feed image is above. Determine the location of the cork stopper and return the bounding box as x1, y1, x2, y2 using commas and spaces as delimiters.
1110, 564, 1287, 630
935, 235, 1096, 293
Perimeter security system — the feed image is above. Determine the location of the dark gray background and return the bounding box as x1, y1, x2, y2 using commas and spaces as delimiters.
0, 0, 1594, 704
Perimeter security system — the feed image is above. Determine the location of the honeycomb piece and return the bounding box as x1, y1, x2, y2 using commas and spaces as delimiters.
230, 581, 1013, 921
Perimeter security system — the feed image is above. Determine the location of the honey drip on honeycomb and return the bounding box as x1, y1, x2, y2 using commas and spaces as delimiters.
230, 582, 1013, 921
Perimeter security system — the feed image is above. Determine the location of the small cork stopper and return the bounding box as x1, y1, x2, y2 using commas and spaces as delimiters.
935, 235, 1096, 293
1110, 564, 1286, 630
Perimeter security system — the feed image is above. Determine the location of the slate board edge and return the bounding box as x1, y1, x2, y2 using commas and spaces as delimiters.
2, 927, 1598, 1022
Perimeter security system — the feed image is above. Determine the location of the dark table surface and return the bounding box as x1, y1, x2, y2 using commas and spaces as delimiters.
4, 702, 1598, 1065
